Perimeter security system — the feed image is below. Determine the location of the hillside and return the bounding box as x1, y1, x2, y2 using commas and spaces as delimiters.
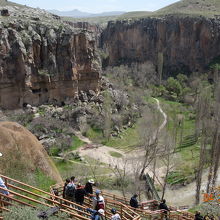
62, 0, 220, 26
0, 122, 62, 185
157, 0, 220, 17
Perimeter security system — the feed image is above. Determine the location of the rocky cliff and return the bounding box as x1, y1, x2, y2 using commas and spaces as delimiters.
0, 5, 101, 109
101, 15, 220, 75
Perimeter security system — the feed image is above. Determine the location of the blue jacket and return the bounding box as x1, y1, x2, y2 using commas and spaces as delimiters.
87, 208, 103, 220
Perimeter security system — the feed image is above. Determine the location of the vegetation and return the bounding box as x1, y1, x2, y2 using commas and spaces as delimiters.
109, 151, 123, 158
2, 206, 68, 220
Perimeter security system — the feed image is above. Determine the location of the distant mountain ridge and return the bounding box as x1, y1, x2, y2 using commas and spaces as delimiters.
48, 9, 125, 18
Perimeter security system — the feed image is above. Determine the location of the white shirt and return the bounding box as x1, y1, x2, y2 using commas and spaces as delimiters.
111, 214, 121, 220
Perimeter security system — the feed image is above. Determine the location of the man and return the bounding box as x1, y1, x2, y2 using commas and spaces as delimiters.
75, 183, 86, 205
159, 199, 170, 220
85, 179, 94, 195
194, 211, 203, 220
111, 208, 121, 220
0, 177, 9, 196
93, 189, 105, 210
87, 208, 105, 220
130, 194, 139, 208
65, 178, 76, 202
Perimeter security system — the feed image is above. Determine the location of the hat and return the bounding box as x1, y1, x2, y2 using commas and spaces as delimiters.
88, 179, 95, 184
95, 189, 101, 194
0, 153, 2, 157
111, 208, 116, 214
98, 209, 104, 215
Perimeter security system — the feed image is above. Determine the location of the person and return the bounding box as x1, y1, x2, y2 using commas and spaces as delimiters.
63, 178, 70, 199
85, 179, 95, 195
194, 211, 203, 220
0, 177, 9, 196
75, 183, 86, 205
111, 208, 121, 220
87, 208, 105, 220
70, 176, 76, 183
93, 189, 105, 210
65, 178, 76, 202
130, 194, 139, 208
159, 199, 170, 220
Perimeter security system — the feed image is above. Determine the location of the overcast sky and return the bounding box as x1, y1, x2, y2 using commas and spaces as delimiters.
11, 0, 180, 13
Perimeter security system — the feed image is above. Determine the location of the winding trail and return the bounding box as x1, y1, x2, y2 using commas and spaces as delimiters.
153, 98, 167, 133
76, 98, 167, 174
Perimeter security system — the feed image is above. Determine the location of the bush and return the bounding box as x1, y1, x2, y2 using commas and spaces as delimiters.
2, 206, 68, 220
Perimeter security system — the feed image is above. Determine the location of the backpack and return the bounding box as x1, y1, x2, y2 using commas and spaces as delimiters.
65, 184, 75, 197
96, 200, 105, 210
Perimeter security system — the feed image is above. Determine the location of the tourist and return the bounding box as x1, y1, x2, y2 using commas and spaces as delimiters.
194, 211, 203, 220
65, 178, 76, 202
0, 177, 9, 196
87, 208, 105, 220
111, 208, 121, 220
85, 179, 95, 195
63, 178, 70, 199
130, 194, 139, 208
159, 199, 170, 220
75, 183, 86, 205
93, 189, 105, 210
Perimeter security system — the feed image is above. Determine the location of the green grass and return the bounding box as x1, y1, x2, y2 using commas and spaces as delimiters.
155, 97, 200, 184
70, 136, 85, 151
109, 151, 123, 158
33, 169, 56, 192
53, 158, 112, 181
103, 126, 141, 151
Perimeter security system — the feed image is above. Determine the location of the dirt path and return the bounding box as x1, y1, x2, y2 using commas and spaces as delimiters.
76, 98, 167, 174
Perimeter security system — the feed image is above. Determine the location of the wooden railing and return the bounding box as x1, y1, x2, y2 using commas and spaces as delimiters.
50, 184, 141, 220
0, 174, 194, 220
51, 183, 194, 220
0, 174, 93, 220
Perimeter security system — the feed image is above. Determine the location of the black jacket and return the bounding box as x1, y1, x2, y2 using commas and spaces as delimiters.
130, 196, 138, 208
75, 188, 86, 203
194, 214, 203, 220
159, 202, 169, 211
85, 182, 93, 194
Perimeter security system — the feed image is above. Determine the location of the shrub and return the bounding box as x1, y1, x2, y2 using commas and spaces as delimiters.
2, 206, 68, 220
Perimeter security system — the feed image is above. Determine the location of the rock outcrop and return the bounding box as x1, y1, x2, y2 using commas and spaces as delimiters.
101, 15, 220, 75
0, 5, 101, 109
0, 121, 62, 183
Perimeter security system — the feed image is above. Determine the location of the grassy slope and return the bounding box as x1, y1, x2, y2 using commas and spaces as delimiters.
156, 0, 220, 17
0, 0, 27, 8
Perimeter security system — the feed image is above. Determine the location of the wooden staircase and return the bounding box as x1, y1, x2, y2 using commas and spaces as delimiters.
0, 174, 197, 220
51, 183, 195, 220
0, 174, 140, 220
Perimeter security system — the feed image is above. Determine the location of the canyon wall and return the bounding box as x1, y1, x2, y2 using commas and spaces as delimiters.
0, 6, 101, 109
101, 15, 220, 75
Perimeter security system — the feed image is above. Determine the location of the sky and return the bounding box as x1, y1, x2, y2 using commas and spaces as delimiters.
11, 0, 180, 13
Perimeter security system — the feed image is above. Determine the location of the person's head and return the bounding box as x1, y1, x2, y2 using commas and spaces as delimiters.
133, 194, 138, 198
77, 183, 82, 188
162, 199, 166, 203
70, 176, 75, 182
111, 208, 117, 214
65, 178, 70, 183
95, 189, 101, 198
195, 211, 200, 215
98, 209, 104, 216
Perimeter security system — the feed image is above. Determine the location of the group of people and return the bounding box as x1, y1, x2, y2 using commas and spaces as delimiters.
62, 176, 121, 220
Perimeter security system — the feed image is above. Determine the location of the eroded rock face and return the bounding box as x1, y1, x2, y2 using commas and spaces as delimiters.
101, 15, 220, 75
0, 6, 101, 109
